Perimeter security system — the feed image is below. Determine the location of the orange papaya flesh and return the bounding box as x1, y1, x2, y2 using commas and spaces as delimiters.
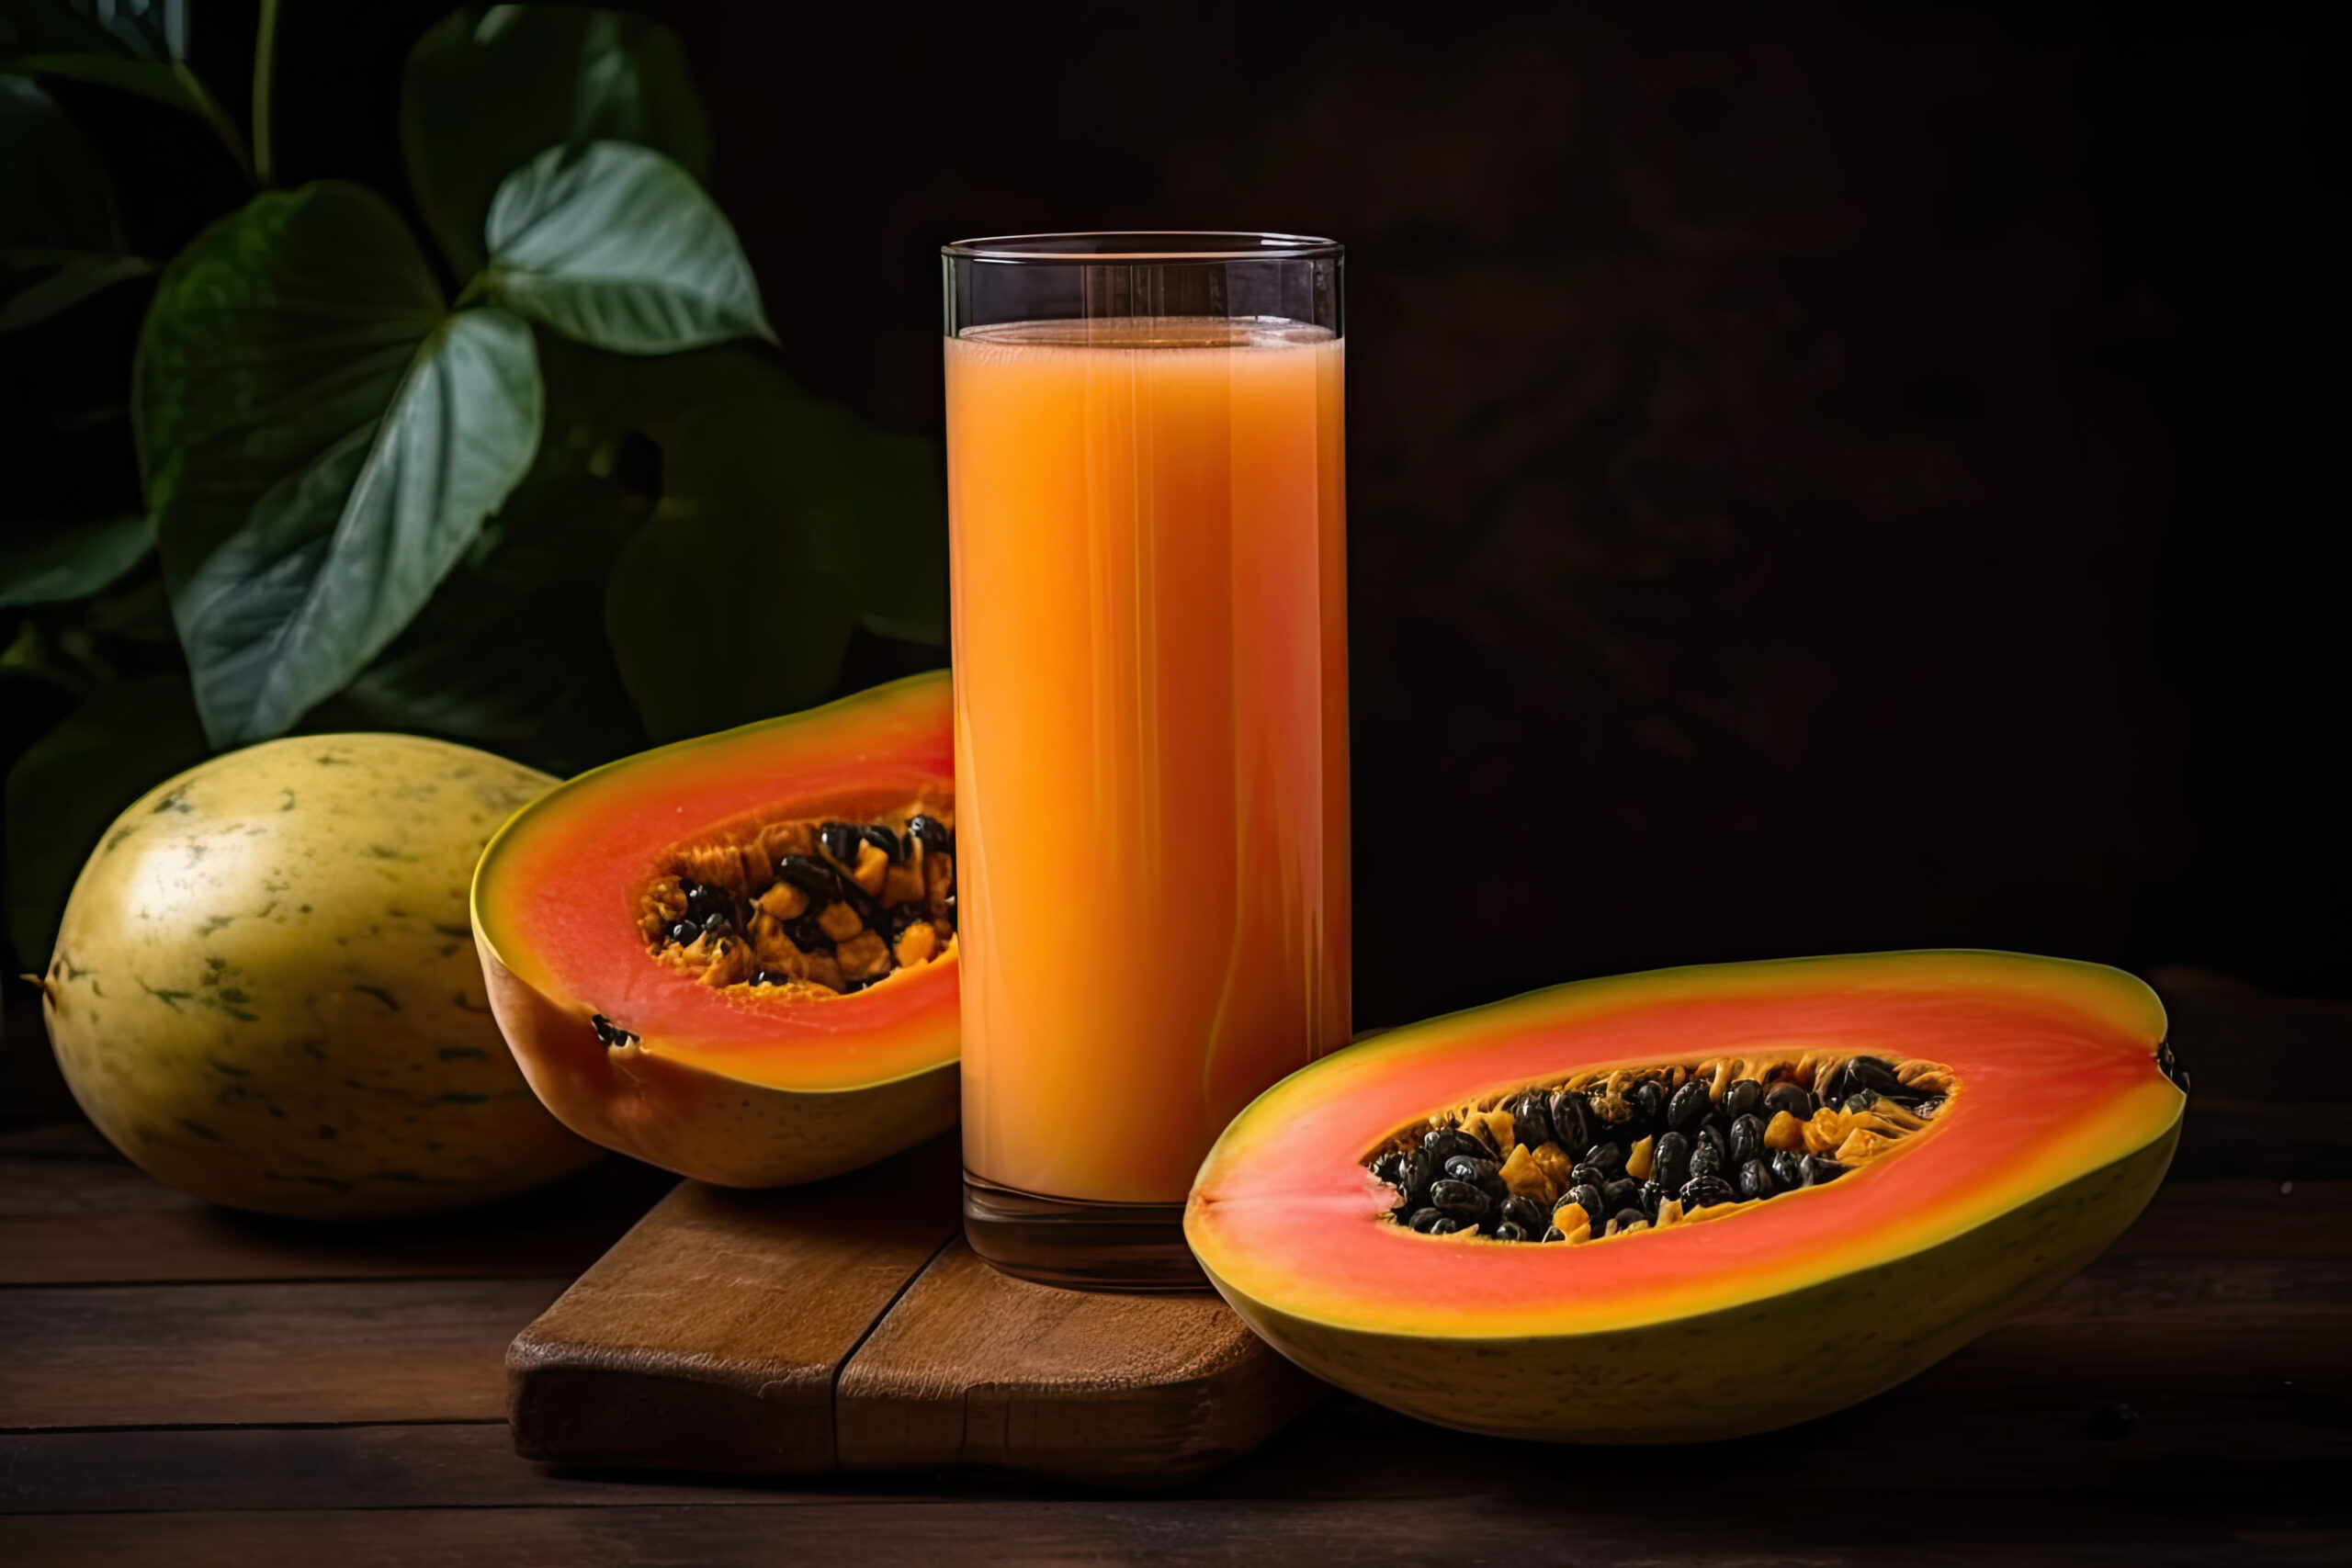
1185, 951, 2183, 1442
472, 672, 959, 1187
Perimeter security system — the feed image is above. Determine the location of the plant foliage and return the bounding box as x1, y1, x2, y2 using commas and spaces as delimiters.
0, 3, 947, 969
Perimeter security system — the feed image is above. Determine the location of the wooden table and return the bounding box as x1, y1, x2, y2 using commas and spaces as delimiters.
5, 968, 2347, 1564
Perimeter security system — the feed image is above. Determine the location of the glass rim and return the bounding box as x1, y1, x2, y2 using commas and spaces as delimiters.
943, 231, 1342, 264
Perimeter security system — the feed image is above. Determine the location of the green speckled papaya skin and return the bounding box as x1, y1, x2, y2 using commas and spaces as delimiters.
41, 734, 599, 1219
1202, 1125, 2176, 1443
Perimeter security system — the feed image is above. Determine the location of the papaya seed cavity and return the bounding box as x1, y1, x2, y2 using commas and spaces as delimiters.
1368, 1051, 1959, 1245
636, 801, 956, 1000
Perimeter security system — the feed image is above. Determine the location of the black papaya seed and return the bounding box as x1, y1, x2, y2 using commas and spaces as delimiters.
751, 970, 784, 987
1498, 1193, 1548, 1234
1666, 1079, 1710, 1133
1723, 1078, 1765, 1122
1679, 1174, 1736, 1209
664, 919, 700, 945
907, 814, 955, 854
1568, 1162, 1605, 1190
1542, 1225, 1567, 1243
1847, 1056, 1902, 1095
1430, 1179, 1492, 1219
1762, 1082, 1815, 1122
1841, 1091, 1880, 1115
1736, 1157, 1775, 1201
942, 891, 957, 929
1442, 1154, 1500, 1184
1914, 1096, 1946, 1118
1551, 1091, 1598, 1156
784, 912, 835, 953
1408, 1206, 1445, 1233
1583, 1141, 1627, 1180
1651, 1131, 1691, 1192
1627, 1079, 1666, 1134
1419, 1129, 1486, 1165
775, 853, 845, 899
1563, 1182, 1605, 1222
1638, 1179, 1666, 1217
1770, 1148, 1809, 1190
1727, 1112, 1766, 1168
1492, 1221, 1530, 1243
1688, 1141, 1724, 1180
683, 880, 735, 927
1513, 1091, 1557, 1152
1372, 1151, 1408, 1190
1600, 1177, 1640, 1215
1429, 1216, 1473, 1235
1804, 1155, 1847, 1185
1446, 1156, 1510, 1201
861, 823, 903, 863
1694, 1122, 1726, 1159
1610, 1207, 1647, 1234
1815, 1060, 1850, 1105
588, 1014, 638, 1049
818, 821, 862, 866
1400, 1148, 1437, 1207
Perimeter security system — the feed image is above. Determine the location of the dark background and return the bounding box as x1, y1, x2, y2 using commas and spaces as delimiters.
12, 3, 2343, 1034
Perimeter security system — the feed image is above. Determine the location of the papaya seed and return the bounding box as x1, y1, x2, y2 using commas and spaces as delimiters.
639, 802, 954, 999
1370, 1053, 1953, 1245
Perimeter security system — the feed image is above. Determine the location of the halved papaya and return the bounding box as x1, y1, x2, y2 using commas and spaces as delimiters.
1185, 950, 2183, 1442
472, 672, 959, 1187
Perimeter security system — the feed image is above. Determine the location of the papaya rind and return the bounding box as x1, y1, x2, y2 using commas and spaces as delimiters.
470, 671, 959, 1187
1200, 1119, 2177, 1444
480, 942, 957, 1188
1188, 950, 2178, 1337
44, 735, 600, 1220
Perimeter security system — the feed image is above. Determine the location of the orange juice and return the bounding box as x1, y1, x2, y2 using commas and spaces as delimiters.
946, 317, 1350, 1204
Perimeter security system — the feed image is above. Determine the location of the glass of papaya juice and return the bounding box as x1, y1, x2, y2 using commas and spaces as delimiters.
944, 233, 1351, 1290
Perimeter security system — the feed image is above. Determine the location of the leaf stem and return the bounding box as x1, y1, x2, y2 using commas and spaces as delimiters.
253, 0, 281, 186
174, 62, 254, 186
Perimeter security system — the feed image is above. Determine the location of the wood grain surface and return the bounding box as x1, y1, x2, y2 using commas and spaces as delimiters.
505, 1135, 1319, 1483
5, 969, 2349, 1564
505, 1134, 963, 1472
834, 1239, 1323, 1483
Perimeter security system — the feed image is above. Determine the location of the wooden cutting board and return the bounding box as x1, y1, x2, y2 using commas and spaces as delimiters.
506, 1135, 1322, 1485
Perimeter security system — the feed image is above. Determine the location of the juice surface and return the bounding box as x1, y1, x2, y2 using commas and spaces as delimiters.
946, 316, 1351, 1203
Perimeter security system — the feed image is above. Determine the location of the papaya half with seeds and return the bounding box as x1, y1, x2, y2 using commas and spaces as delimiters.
472, 671, 959, 1187
1185, 950, 2184, 1443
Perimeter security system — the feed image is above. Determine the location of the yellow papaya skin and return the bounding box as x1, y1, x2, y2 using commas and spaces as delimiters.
479, 951, 957, 1188
41, 735, 600, 1219
1201, 1124, 2176, 1443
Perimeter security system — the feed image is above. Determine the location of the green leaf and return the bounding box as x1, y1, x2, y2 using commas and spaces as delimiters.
5, 673, 208, 964
401, 6, 710, 278
137, 182, 543, 748
606, 396, 867, 740
1, 72, 119, 251
3, 4, 250, 175
338, 474, 647, 773
481, 141, 770, 354
0, 515, 151, 606
0, 252, 154, 332
0, 73, 153, 330
1, 0, 186, 63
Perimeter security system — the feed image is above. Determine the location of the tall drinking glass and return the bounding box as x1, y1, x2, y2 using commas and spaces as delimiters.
944, 233, 1351, 1290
